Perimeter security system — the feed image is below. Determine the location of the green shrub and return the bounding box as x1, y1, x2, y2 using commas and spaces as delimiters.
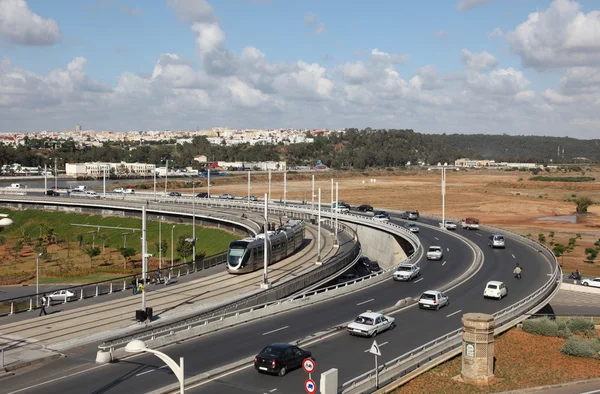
556, 320, 572, 339
560, 337, 600, 358
566, 318, 596, 335
523, 317, 563, 337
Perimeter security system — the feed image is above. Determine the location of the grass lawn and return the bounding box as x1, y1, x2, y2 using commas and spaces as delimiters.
395, 328, 600, 394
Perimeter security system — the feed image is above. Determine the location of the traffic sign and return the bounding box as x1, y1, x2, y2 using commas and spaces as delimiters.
369, 340, 382, 356
302, 357, 315, 373
304, 378, 317, 393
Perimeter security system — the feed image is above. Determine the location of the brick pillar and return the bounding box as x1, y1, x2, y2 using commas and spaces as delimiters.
461, 313, 495, 385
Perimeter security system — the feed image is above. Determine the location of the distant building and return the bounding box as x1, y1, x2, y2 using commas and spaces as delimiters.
216, 161, 286, 171
66, 162, 156, 177
194, 155, 208, 163
454, 158, 494, 168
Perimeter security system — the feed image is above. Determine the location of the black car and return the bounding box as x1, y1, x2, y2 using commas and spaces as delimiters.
45, 189, 60, 196
254, 343, 312, 376
357, 204, 373, 212
168, 191, 182, 197
359, 256, 381, 273
196, 192, 209, 198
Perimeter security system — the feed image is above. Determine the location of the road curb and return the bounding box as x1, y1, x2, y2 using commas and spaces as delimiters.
3, 352, 63, 373
494, 377, 600, 394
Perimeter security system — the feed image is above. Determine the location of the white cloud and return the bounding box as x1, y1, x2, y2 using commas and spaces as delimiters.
488, 27, 503, 38
461, 49, 499, 70
0, 0, 61, 45
457, 0, 489, 11
371, 49, 408, 65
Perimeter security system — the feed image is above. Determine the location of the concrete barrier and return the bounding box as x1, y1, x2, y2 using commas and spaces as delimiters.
561, 282, 600, 294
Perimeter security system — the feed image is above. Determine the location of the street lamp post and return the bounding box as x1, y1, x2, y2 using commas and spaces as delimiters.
441, 167, 446, 227
125, 340, 185, 394
158, 218, 162, 270
54, 157, 58, 190
335, 182, 339, 246
268, 169, 271, 202
283, 171, 287, 207
153, 169, 157, 201
141, 206, 147, 311
311, 174, 315, 218
44, 164, 47, 192
330, 178, 334, 226
207, 168, 210, 198
247, 171, 251, 209
317, 188, 322, 264
171, 225, 175, 267
36, 252, 43, 296
165, 159, 169, 195
103, 167, 107, 198
192, 182, 196, 267
261, 193, 270, 289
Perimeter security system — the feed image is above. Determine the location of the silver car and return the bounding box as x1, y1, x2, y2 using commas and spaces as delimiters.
489, 234, 505, 248
48, 289, 75, 303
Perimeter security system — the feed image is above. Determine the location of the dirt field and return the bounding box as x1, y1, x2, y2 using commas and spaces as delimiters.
180, 168, 600, 276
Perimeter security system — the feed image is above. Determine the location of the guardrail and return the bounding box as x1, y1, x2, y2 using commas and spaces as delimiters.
341, 217, 562, 394
0, 252, 227, 317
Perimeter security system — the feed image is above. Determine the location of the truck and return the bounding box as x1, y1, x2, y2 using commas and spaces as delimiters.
73, 185, 88, 192
461, 217, 480, 230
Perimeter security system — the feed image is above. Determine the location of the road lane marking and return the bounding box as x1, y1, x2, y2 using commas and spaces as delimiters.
262, 326, 289, 335
442, 261, 447, 266
446, 310, 462, 318
269, 389, 278, 393
357, 298, 374, 306
476, 233, 482, 236
581, 389, 600, 394
364, 341, 389, 352
434, 237, 439, 240
512, 254, 516, 259
446, 248, 450, 252
413, 278, 423, 283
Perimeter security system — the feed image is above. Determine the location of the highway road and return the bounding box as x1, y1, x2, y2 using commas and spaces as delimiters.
2, 216, 475, 394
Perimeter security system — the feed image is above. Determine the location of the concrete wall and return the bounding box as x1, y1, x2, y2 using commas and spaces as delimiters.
346, 223, 407, 269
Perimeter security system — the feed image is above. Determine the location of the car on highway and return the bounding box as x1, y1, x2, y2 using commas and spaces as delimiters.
242, 195, 258, 201
219, 193, 235, 199
581, 278, 600, 288
168, 191, 182, 197
401, 211, 419, 220
426, 246, 443, 260
444, 220, 457, 230
45, 189, 60, 196
85, 191, 100, 198
483, 281, 507, 299
123, 188, 135, 194
113, 188, 125, 193
393, 264, 421, 281
333, 206, 350, 214
489, 234, 506, 249
418, 290, 449, 310
372, 214, 389, 222
347, 311, 396, 337
196, 192, 209, 198
48, 289, 75, 303
254, 343, 312, 376
356, 204, 373, 212
404, 223, 419, 233
373, 210, 389, 218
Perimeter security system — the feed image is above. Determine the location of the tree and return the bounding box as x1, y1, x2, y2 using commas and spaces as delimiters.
119, 247, 137, 269
176, 236, 193, 263
85, 247, 101, 268
538, 234, 546, 244
574, 196, 594, 214
585, 248, 598, 262
553, 244, 566, 265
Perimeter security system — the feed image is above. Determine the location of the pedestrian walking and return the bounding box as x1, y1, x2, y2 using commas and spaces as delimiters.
39, 294, 48, 316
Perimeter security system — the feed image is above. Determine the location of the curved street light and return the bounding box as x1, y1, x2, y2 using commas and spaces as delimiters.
125, 340, 184, 393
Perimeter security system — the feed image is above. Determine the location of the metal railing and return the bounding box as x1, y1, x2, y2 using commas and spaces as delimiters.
0, 252, 227, 317
341, 218, 562, 394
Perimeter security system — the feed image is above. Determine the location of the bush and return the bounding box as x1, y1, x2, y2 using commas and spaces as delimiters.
566, 318, 596, 335
523, 317, 570, 337
560, 337, 600, 359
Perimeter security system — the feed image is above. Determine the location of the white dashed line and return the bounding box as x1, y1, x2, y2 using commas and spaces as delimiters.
357, 298, 374, 306
269, 389, 278, 393
476, 233, 482, 236
512, 254, 516, 259
262, 326, 289, 336
442, 261, 447, 266
414, 278, 423, 283
434, 237, 439, 241
135, 365, 167, 377
364, 341, 389, 352
446, 310, 462, 318
446, 248, 450, 252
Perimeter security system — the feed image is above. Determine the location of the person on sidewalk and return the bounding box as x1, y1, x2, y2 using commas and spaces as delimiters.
39, 294, 48, 316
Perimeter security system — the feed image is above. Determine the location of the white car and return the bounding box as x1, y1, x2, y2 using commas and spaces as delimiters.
333, 206, 350, 214
489, 234, 506, 249
372, 214, 389, 222
404, 223, 419, 233
581, 278, 600, 288
483, 281, 507, 299
347, 312, 395, 338
444, 220, 457, 230
85, 191, 100, 198
48, 289, 75, 302
393, 264, 421, 281
426, 246, 443, 260
113, 188, 125, 193
418, 290, 449, 310
123, 188, 135, 194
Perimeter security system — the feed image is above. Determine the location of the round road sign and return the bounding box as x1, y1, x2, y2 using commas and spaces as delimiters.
304, 379, 317, 393
302, 358, 315, 373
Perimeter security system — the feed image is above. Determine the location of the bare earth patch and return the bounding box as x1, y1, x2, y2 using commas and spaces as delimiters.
396, 329, 600, 394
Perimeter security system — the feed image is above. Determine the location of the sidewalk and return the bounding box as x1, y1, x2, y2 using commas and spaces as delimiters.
0, 223, 341, 371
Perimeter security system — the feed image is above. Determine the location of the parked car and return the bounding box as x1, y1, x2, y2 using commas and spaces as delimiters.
418, 290, 449, 310
488, 234, 506, 249
48, 289, 75, 302
483, 281, 508, 299
404, 223, 419, 233
359, 257, 381, 273
393, 264, 421, 281
356, 204, 373, 212
45, 189, 60, 196
444, 220, 457, 230
347, 312, 395, 337
254, 343, 312, 376
581, 278, 600, 288
196, 192, 209, 198
168, 191, 182, 197
426, 246, 443, 260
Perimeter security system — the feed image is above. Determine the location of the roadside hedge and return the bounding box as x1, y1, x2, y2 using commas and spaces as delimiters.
560, 337, 600, 359
523, 317, 571, 338
566, 317, 596, 335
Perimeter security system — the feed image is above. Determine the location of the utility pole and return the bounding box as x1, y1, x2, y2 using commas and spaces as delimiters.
153, 169, 157, 201
442, 167, 446, 227
192, 182, 196, 265
141, 205, 147, 311
164, 159, 168, 195
311, 174, 315, 218
207, 168, 211, 198
268, 169, 271, 202
103, 167, 106, 198
44, 164, 47, 191
317, 188, 322, 264
261, 193, 270, 289
158, 218, 162, 269
335, 182, 339, 246
247, 171, 251, 209
283, 171, 287, 207
54, 157, 58, 190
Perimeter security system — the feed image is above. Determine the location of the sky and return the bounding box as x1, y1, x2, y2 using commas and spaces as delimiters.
1, 0, 600, 138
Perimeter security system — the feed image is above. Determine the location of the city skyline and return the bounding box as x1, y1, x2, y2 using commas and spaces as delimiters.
1, 0, 600, 138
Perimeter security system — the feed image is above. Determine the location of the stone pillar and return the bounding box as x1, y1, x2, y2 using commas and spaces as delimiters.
461, 313, 495, 385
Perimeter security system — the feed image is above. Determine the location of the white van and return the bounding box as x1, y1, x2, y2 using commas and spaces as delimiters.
7, 183, 22, 189
74, 185, 88, 192
123, 188, 135, 194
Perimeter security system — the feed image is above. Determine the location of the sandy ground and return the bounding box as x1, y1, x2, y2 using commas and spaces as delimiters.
199, 168, 600, 276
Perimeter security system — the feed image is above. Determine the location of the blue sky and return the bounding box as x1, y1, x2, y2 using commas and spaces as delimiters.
2, 0, 600, 137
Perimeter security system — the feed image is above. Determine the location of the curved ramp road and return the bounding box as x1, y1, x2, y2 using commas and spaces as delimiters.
2, 220, 471, 394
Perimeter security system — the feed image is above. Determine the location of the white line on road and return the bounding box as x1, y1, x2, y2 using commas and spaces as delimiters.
269, 389, 278, 393
442, 261, 447, 266
434, 237, 439, 240
446, 310, 462, 318
135, 365, 168, 377
357, 298, 374, 306
414, 278, 424, 283
364, 341, 389, 352
512, 254, 516, 259
476, 233, 482, 236
446, 248, 450, 252
581, 389, 600, 394
262, 326, 289, 336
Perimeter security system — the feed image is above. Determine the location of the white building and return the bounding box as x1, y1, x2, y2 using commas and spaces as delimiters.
66, 162, 156, 177
216, 161, 286, 171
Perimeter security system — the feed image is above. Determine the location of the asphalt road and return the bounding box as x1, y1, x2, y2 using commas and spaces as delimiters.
2, 217, 475, 394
